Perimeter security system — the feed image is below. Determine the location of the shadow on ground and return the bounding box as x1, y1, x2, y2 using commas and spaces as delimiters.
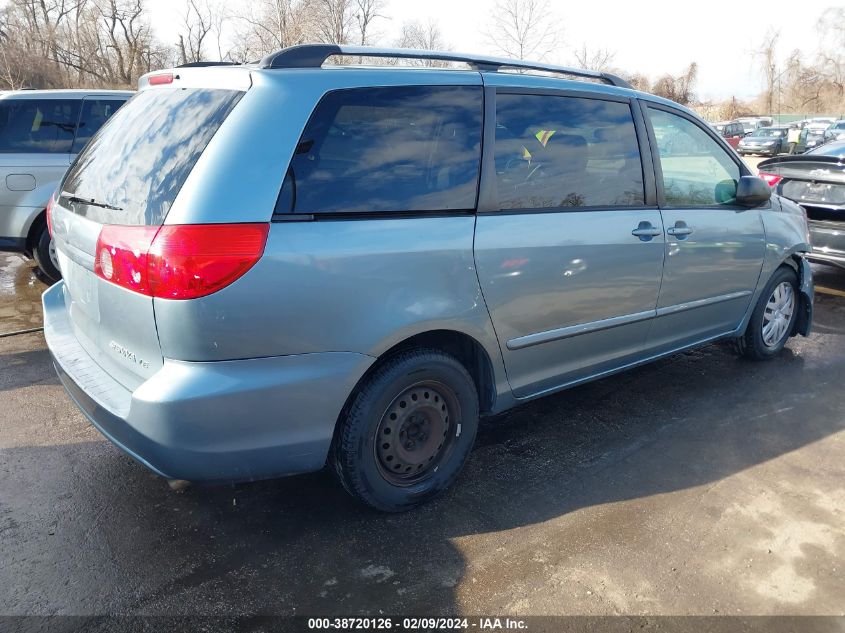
1, 274, 844, 616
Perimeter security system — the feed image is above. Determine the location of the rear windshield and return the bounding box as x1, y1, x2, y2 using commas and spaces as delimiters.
61, 87, 243, 225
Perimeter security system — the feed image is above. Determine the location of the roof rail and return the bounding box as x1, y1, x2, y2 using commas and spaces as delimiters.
258, 44, 632, 89
177, 61, 240, 68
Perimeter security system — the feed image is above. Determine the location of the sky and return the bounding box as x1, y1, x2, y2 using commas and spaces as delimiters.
145, 0, 835, 101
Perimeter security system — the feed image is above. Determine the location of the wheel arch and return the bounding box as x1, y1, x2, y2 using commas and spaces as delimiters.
328, 328, 502, 468
364, 329, 498, 415
24, 208, 47, 256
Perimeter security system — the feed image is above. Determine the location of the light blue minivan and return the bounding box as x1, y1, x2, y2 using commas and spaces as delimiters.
43, 45, 813, 511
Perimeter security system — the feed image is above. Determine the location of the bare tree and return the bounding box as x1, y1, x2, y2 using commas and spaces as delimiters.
353, 0, 384, 46
230, 0, 309, 61
485, 0, 561, 61
712, 97, 753, 121
573, 43, 615, 72
816, 7, 845, 108
755, 29, 779, 114
177, 0, 214, 64
651, 62, 698, 105
307, 0, 353, 45
0, 0, 170, 89
394, 19, 449, 66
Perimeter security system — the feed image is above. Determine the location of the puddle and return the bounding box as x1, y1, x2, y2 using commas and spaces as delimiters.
0, 253, 49, 333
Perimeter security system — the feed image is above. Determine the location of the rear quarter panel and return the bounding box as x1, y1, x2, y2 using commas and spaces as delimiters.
153, 68, 511, 398
153, 217, 510, 398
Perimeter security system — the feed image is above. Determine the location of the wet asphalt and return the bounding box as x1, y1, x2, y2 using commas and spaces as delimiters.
1, 252, 844, 619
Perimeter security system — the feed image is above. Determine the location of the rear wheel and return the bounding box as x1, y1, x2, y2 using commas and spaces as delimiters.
735, 266, 798, 360
32, 222, 60, 283
332, 349, 479, 512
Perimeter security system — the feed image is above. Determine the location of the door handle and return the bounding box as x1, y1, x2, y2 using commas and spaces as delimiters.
666, 221, 693, 238
631, 221, 662, 241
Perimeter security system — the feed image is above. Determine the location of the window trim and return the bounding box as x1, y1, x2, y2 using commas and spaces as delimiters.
638, 100, 760, 211
478, 88, 655, 216
273, 84, 485, 219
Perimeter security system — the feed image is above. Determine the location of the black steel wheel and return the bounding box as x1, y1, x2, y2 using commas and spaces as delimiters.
374, 381, 460, 486
332, 348, 479, 512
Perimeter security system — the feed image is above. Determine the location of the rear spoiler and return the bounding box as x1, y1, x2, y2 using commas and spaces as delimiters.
758, 155, 845, 184
138, 67, 252, 92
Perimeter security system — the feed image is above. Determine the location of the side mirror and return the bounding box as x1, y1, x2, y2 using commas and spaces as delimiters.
736, 175, 772, 207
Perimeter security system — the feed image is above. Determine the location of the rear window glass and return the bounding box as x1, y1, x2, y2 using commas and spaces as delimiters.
0, 99, 80, 153
61, 87, 242, 225
277, 86, 482, 214
494, 94, 644, 209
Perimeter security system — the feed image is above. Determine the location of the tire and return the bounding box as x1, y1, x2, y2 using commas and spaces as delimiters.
332, 348, 479, 512
735, 266, 799, 360
32, 222, 61, 283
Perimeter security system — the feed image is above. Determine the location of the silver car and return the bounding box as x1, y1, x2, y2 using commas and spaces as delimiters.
0, 89, 131, 280
43, 46, 814, 511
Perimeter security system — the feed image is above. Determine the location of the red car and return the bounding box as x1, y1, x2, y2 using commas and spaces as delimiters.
713, 120, 745, 149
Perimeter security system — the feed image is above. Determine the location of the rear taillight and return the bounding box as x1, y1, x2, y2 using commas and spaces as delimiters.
758, 171, 783, 187
46, 196, 54, 237
94, 224, 269, 300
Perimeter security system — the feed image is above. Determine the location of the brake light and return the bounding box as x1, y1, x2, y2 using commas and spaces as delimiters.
759, 171, 783, 187
148, 73, 174, 85
94, 224, 269, 299
46, 196, 54, 237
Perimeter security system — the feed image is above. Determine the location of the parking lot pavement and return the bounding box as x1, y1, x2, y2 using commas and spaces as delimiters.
1, 252, 844, 617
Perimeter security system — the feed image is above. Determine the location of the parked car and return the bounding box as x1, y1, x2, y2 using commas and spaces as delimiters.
736, 117, 770, 135
713, 120, 745, 148
801, 125, 833, 153
42, 45, 814, 512
0, 89, 131, 280
759, 141, 845, 268
824, 120, 845, 142
737, 126, 789, 156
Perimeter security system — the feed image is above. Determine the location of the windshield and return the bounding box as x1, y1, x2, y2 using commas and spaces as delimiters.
830, 122, 845, 130
61, 87, 243, 225
752, 128, 786, 138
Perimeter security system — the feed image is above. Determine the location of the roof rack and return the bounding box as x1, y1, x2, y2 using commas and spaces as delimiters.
258, 44, 632, 89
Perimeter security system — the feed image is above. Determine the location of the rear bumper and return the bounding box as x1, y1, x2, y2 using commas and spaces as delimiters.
43, 282, 374, 482
807, 220, 845, 268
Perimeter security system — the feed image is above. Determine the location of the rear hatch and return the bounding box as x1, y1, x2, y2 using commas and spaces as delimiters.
760, 156, 845, 216
51, 83, 244, 389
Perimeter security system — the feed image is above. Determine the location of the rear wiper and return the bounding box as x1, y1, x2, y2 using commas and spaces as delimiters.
61, 192, 123, 211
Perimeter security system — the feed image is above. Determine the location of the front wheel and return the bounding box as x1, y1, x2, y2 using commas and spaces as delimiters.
735, 266, 799, 360
332, 349, 479, 512
32, 222, 61, 283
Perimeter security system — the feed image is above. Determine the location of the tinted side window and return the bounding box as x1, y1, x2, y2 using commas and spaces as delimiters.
0, 99, 80, 153
494, 94, 644, 209
279, 86, 482, 214
648, 108, 741, 207
72, 99, 126, 153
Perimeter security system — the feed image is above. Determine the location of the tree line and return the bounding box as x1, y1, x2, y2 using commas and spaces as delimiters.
0, 0, 842, 116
